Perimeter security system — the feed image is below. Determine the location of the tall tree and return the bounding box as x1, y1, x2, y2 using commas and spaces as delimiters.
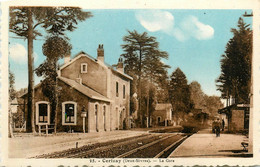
9, 7, 92, 132
189, 81, 223, 119
216, 17, 252, 104
9, 68, 16, 138
142, 52, 170, 126
204, 96, 224, 118
169, 68, 192, 123
121, 30, 169, 127
189, 81, 206, 110
35, 36, 72, 132
9, 68, 16, 101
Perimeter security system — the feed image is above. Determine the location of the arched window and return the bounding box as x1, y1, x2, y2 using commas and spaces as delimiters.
157, 116, 162, 124
62, 101, 77, 125
123, 85, 126, 99
95, 103, 99, 132
116, 82, 119, 97
103, 105, 106, 131
36, 101, 50, 125
115, 107, 119, 129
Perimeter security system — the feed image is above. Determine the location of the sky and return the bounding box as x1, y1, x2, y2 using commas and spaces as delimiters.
8, 9, 252, 96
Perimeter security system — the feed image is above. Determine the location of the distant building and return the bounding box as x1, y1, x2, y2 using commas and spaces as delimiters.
218, 104, 249, 132
152, 103, 172, 126
22, 45, 132, 133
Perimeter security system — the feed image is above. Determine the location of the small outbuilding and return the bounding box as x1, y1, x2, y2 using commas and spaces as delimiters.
152, 103, 172, 126
218, 104, 249, 133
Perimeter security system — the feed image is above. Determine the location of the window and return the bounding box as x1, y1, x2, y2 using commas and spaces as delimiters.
115, 107, 119, 129
36, 101, 50, 125
81, 63, 88, 73
103, 105, 106, 130
95, 104, 99, 131
39, 103, 48, 122
62, 101, 77, 125
123, 85, 126, 99
116, 82, 119, 97
157, 117, 161, 124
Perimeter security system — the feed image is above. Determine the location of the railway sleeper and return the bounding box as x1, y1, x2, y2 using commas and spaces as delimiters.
116, 134, 176, 158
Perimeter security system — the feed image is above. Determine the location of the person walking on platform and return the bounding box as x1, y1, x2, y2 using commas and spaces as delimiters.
222, 119, 225, 131
215, 118, 221, 137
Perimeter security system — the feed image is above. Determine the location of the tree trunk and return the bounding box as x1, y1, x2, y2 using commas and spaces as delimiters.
27, 7, 36, 133
8, 108, 14, 138
146, 83, 150, 128
54, 62, 58, 134
139, 48, 143, 127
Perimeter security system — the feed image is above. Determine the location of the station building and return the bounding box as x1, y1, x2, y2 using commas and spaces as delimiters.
218, 104, 249, 133
22, 45, 132, 133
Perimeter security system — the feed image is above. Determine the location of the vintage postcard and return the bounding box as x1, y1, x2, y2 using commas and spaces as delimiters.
1, 0, 260, 166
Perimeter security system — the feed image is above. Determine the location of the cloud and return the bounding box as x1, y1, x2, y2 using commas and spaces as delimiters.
135, 10, 174, 33
136, 11, 214, 42
9, 43, 38, 63
9, 43, 27, 63
177, 16, 214, 41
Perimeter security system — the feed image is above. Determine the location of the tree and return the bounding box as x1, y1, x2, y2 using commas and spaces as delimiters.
142, 52, 170, 126
189, 81, 206, 110
9, 68, 16, 101
9, 7, 92, 132
216, 17, 252, 104
121, 30, 169, 127
204, 96, 224, 118
189, 81, 223, 122
9, 68, 16, 138
169, 68, 192, 123
35, 36, 72, 132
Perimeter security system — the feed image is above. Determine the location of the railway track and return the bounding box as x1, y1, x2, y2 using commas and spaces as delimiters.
117, 133, 189, 158
68, 133, 165, 158
34, 133, 150, 158
35, 131, 192, 158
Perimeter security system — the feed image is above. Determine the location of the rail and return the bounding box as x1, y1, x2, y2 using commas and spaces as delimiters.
116, 134, 175, 158
154, 135, 188, 158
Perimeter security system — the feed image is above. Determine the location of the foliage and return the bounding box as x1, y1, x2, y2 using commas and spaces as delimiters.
9, 7, 92, 38
35, 36, 72, 122
189, 81, 206, 110
204, 95, 224, 117
216, 17, 252, 104
189, 81, 223, 118
9, 7, 91, 132
169, 68, 192, 119
121, 30, 168, 78
9, 69, 16, 100
121, 30, 169, 126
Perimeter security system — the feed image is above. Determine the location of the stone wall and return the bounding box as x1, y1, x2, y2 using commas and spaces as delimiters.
230, 109, 244, 132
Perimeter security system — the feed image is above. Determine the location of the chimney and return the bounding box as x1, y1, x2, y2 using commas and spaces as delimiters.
97, 44, 104, 62
64, 54, 70, 64
117, 57, 124, 73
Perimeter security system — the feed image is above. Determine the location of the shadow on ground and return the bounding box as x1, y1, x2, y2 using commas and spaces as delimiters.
219, 149, 247, 153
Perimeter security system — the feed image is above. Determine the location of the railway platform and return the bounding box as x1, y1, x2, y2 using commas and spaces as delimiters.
9, 130, 146, 158
168, 129, 252, 158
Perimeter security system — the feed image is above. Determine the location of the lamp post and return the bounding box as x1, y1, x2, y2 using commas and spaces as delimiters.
81, 106, 87, 133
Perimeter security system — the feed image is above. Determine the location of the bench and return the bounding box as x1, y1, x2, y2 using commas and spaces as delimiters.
38, 124, 55, 136
241, 141, 248, 151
